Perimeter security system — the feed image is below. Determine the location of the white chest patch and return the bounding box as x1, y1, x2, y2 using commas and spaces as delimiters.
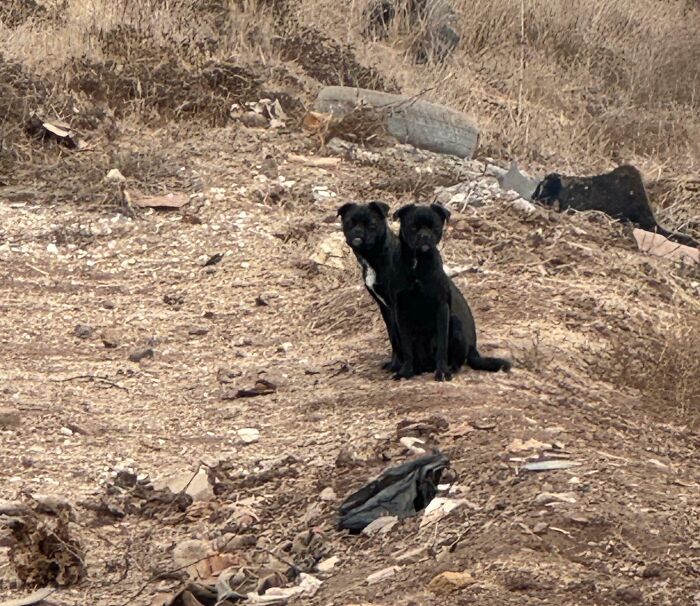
359, 258, 387, 307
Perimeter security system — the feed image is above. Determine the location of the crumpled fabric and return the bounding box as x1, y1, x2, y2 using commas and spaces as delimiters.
337, 453, 450, 533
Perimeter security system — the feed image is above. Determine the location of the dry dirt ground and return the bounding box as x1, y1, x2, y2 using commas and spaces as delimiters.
1, 121, 700, 606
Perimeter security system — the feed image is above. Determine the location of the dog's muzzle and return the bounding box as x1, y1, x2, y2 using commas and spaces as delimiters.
352, 237, 363, 248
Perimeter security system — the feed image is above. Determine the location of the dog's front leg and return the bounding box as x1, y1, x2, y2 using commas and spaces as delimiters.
434, 301, 452, 382
379, 303, 401, 372
393, 301, 415, 380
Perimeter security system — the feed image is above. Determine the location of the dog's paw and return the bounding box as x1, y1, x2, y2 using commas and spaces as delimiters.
434, 369, 452, 382
382, 358, 401, 372
393, 364, 415, 380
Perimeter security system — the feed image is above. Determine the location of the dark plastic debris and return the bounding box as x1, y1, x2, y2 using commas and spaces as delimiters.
337, 453, 449, 533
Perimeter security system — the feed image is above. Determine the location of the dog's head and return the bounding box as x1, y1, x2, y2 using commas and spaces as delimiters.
337, 201, 391, 253
532, 173, 562, 205
393, 203, 450, 254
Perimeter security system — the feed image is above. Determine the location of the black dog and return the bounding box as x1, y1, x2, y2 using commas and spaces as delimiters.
337, 201, 403, 371
392, 203, 512, 381
533, 165, 698, 248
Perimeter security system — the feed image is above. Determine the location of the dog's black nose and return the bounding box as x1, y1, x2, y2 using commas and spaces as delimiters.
352, 237, 363, 248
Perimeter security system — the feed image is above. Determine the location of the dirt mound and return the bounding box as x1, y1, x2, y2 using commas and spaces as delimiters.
276, 24, 399, 92
68, 55, 262, 126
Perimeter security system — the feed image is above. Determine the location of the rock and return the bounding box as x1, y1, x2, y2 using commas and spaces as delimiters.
212, 533, 256, 552
100, 330, 119, 348
33, 493, 72, 514
0, 407, 21, 428
259, 156, 279, 179
59, 427, 73, 436
162, 467, 214, 502
615, 586, 643, 603
362, 516, 398, 536
394, 546, 428, 564
238, 427, 260, 444
641, 563, 663, 579
46, 243, 59, 254
507, 438, 552, 453
399, 436, 426, 455
534, 491, 577, 506
240, 112, 268, 128
420, 497, 466, 527
73, 324, 93, 339
319, 487, 336, 501
428, 570, 475, 594
532, 522, 548, 534
188, 326, 209, 336
0, 499, 29, 516
129, 347, 154, 362
172, 539, 211, 568
366, 566, 400, 585
105, 168, 126, 182
317, 556, 340, 573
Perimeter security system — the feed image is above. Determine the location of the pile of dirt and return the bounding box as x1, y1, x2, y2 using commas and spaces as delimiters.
68, 54, 263, 126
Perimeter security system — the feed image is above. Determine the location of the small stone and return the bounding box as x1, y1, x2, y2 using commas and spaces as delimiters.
641, 563, 663, 579
394, 546, 428, 564
204, 265, 217, 274
362, 516, 398, 536
399, 436, 426, 454
260, 156, 278, 179
172, 539, 211, 568
188, 326, 209, 336
240, 112, 268, 128
129, 347, 154, 362
427, 570, 475, 594
33, 493, 71, 514
317, 556, 339, 573
100, 330, 119, 348
73, 324, 93, 339
532, 522, 548, 534
213, 533, 256, 552
0, 407, 21, 428
615, 586, 643, 603
59, 426, 73, 436
0, 499, 29, 516
319, 487, 336, 501
162, 467, 213, 502
366, 566, 399, 585
238, 427, 260, 444
105, 168, 126, 182
534, 491, 577, 506
47, 243, 59, 254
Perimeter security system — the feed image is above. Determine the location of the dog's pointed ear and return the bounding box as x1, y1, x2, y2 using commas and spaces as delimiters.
430, 203, 451, 224
368, 201, 390, 218
337, 202, 357, 218
393, 204, 415, 221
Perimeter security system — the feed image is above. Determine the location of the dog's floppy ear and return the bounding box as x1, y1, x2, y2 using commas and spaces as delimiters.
533, 173, 561, 202
393, 203, 415, 221
337, 202, 357, 218
368, 201, 390, 218
430, 203, 451, 224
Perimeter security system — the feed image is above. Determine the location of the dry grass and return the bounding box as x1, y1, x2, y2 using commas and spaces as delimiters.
594, 310, 700, 426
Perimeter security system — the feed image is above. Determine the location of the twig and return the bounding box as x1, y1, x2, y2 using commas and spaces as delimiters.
516, 0, 526, 125
51, 374, 129, 393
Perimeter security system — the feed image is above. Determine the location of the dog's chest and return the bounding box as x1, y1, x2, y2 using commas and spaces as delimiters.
358, 257, 387, 307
